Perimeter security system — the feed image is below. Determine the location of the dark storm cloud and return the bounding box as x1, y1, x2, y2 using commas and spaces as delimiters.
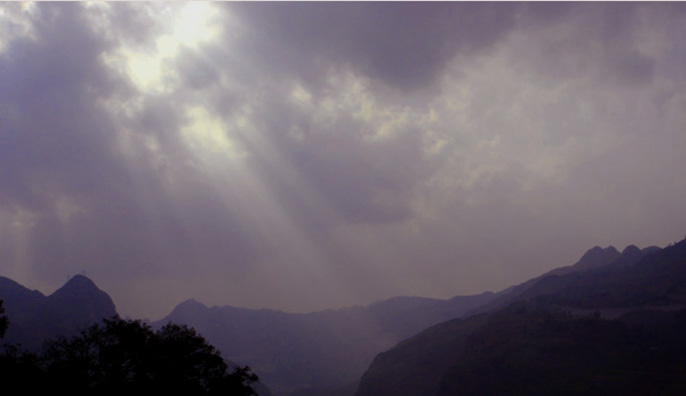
0, 3, 136, 280
514, 2, 668, 86
197, 2, 525, 230
245, 94, 430, 225
0, 3, 258, 298
0, 3, 122, 208
176, 47, 221, 91
226, 2, 520, 92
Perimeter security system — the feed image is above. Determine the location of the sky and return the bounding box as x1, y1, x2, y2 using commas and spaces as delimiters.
1, 2, 685, 320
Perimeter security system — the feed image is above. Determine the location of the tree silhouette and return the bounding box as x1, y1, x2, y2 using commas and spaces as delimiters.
1, 301, 46, 392
5, 316, 260, 395
0, 300, 8, 339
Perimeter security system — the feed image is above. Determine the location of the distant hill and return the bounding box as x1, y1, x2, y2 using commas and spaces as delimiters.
154, 291, 499, 395
0, 275, 117, 350
354, 239, 686, 396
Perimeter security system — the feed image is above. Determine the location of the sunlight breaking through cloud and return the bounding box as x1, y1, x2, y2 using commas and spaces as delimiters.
1, 2, 685, 320
181, 105, 247, 161
98, 2, 223, 95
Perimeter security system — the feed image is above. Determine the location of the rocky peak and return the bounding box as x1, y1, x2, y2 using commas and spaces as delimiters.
573, 245, 621, 271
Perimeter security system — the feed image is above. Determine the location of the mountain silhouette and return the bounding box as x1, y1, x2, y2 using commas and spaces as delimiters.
354, 239, 686, 396
0, 274, 117, 350
466, 244, 654, 316
154, 292, 498, 395
3, 238, 682, 396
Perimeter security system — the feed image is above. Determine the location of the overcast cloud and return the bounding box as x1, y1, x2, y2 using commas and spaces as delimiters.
1, 2, 685, 320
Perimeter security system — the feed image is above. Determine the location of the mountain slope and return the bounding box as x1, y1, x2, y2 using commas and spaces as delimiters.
356, 315, 490, 396
0, 277, 46, 325
434, 307, 686, 396
467, 244, 654, 316
538, 240, 686, 308
355, 239, 686, 396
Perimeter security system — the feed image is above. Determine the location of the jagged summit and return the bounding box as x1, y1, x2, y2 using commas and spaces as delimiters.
0, 275, 118, 350
642, 245, 662, 255
165, 298, 209, 320
573, 245, 621, 271
176, 298, 208, 310
45, 274, 117, 324
610, 245, 645, 268
621, 245, 641, 255
51, 274, 99, 296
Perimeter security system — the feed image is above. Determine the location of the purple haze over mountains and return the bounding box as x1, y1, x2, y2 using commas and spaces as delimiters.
1, 2, 685, 319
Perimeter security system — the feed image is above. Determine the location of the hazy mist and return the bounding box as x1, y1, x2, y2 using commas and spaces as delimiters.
1, 2, 685, 320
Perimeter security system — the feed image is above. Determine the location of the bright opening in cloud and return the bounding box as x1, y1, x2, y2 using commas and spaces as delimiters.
3, 1, 686, 322
172, 2, 221, 48
100, 2, 222, 94
0, 1, 39, 53
181, 106, 246, 161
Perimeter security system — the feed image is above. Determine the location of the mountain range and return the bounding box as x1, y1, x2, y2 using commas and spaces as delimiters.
2, 236, 685, 396
152, 290, 498, 395
0, 273, 497, 395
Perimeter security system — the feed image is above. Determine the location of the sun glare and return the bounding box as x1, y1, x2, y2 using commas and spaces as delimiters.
172, 2, 221, 47
98, 2, 222, 95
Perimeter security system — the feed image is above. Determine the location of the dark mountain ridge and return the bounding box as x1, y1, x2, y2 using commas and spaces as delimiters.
355, 238, 686, 396
466, 244, 657, 316
0, 277, 46, 325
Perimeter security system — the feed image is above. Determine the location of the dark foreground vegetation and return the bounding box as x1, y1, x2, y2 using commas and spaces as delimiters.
0, 311, 258, 395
